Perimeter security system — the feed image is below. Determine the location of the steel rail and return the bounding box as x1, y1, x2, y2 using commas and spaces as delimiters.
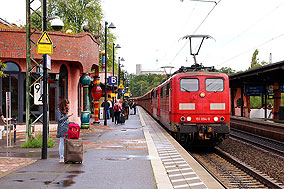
215, 147, 284, 189
230, 128, 284, 157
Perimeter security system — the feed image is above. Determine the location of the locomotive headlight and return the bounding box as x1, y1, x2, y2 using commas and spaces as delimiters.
200, 92, 205, 98
187, 117, 192, 122
220, 116, 225, 122
180, 116, 185, 122
213, 117, 219, 122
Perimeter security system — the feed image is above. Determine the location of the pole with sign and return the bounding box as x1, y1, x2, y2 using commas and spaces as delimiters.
38, 0, 53, 160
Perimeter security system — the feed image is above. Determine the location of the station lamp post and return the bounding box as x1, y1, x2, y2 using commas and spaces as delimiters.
111, 43, 121, 122
104, 21, 116, 126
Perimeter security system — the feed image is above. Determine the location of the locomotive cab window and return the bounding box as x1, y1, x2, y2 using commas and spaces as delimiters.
205, 78, 224, 92
180, 78, 199, 92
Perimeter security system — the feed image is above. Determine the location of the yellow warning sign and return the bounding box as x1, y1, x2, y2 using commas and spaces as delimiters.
38, 31, 52, 44
37, 31, 53, 55
118, 84, 124, 89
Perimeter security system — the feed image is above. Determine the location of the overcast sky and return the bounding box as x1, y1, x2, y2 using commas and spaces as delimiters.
2, 0, 284, 74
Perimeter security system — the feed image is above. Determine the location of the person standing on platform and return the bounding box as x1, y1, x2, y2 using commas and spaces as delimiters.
108, 98, 113, 120
113, 100, 122, 124
0, 107, 6, 124
101, 100, 110, 119
133, 101, 137, 115
122, 100, 129, 120
56, 99, 73, 163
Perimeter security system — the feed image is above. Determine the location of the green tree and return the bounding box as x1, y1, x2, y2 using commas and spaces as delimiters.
216, 67, 236, 75
47, 0, 103, 34
47, 0, 118, 72
128, 74, 167, 97
248, 49, 268, 70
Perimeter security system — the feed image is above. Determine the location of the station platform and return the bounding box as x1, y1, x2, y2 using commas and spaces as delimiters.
0, 107, 223, 189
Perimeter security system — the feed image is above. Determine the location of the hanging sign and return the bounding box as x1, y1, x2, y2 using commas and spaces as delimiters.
34, 83, 43, 105
108, 76, 117, 85
118, 84, 124, 89
37, 31, 53, 55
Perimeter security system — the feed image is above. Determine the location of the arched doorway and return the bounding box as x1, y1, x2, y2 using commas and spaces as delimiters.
1, 62, 20, 122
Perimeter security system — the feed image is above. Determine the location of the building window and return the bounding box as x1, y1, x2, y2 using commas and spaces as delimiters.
59, 64, 68, 102
2, 62, 20, 72
1, 62, 20, 122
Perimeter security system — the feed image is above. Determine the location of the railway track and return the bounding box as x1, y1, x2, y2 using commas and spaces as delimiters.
230, 116, 284, 142
230, 128, 284, 157
190, 148, 284, 188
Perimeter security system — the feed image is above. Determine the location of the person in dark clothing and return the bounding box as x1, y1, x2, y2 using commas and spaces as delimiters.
0, 107, 6, 124
122, 100, 129, 120
101, 101, 110, 119
133, 101, 137, 115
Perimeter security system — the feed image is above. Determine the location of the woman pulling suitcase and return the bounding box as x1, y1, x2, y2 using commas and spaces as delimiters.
56, 99, 73, 163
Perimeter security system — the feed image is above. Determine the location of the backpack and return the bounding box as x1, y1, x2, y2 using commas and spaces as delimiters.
66, 123, 80, 139
113, 103, 119, 112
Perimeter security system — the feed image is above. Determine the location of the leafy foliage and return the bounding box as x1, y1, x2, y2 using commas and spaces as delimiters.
128, 74, 167, 97
47, 0, 118, 72
21, 135, 55, 148
99, 32, 118, 72
47, 0, 103, 34
215, 67, 237, 75
248, 49, 268, 70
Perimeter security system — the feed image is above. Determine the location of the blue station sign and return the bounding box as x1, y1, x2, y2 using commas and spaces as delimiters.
245, 85, 265, 96
108, 76, 117, 85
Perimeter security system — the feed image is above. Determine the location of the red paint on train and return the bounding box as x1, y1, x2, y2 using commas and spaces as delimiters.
137, 71, 230, 146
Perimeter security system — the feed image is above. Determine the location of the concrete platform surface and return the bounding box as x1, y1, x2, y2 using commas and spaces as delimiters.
0, 107, 224, 189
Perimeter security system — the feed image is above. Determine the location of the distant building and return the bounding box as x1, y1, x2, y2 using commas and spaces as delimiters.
136, 64, 165, 75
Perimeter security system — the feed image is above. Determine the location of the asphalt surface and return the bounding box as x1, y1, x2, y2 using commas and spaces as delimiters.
0, 113, 156, 189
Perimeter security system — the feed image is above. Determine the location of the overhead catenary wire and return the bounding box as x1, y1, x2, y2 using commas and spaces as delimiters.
216, 33, 284, 67
162, 3, 198, 59
221, 1, 284, 47
206, 1, 284, 69
168, 0, 222, 65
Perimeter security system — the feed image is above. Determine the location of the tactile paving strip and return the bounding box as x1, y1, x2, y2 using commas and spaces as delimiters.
140, 108, 207, 189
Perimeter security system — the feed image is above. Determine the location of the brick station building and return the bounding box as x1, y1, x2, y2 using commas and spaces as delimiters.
0, 28, 100, 124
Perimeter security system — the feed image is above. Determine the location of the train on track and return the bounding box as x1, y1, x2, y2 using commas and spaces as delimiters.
136, 64, 230, 146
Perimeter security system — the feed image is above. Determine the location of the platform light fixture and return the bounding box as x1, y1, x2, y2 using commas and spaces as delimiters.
104, 21, 116, 126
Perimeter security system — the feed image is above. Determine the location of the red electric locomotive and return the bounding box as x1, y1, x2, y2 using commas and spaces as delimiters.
137, 64, 230, 146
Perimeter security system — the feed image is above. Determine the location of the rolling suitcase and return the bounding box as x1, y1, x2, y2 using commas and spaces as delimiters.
64, 138, 83, 164
119, 113, 125, 124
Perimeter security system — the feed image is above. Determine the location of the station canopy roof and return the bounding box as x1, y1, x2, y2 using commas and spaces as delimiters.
229, 60, 284, 88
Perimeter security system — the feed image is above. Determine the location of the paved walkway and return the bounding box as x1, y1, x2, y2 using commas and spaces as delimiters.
0, 107, 223, 189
